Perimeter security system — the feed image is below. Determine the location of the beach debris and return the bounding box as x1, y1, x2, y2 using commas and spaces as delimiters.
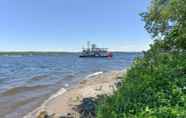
72, 95, 81, 103
114, 79, 122, 88
36, 111, 55, 118
59, 113, 76, 118
80, 80, 87, 84
95, 85, 103, 91
75, 97, 96, 118
86, 72, 103, 79
74, 95, 107, 118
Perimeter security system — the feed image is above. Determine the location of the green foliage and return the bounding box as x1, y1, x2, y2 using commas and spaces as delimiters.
96, 52, 186, 118
96, 0, 186, 117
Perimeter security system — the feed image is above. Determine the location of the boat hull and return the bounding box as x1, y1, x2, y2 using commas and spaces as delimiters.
79, 55, 112, 58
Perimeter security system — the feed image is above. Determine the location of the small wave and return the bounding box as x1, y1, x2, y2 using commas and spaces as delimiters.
64, 74, 75, 79
60, 74, 75, 82
31, 75, 49, 80
1, 85, 47, 96
45, 88, 66, 102
1, 55, 23, 57
24, 87, 66, 118
86, 71, 103, 78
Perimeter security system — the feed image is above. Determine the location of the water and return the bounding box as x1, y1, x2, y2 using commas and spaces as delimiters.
0, 52, 141, 118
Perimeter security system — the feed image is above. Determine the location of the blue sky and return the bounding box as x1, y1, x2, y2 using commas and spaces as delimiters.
0, 0, 151, 52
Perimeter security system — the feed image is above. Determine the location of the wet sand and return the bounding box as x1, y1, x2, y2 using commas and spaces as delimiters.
25, 70, 126, 118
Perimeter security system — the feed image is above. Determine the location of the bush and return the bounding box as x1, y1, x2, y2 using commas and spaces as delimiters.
96, 0, 186, 117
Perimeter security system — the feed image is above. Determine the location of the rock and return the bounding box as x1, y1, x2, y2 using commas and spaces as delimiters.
75, 97, 96, 118
80, 80, 87, 84
36, 111, 48, 118
36, 111, 55, 118
114, 79, 122, 88
95, 85, 102, 91
59, 113, 75, 118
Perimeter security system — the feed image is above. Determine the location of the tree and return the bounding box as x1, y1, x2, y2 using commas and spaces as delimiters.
141, 0, 186, 50
96, 0, 186, 117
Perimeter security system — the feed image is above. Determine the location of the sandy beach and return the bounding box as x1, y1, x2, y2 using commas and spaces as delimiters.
25, 70, 125, 118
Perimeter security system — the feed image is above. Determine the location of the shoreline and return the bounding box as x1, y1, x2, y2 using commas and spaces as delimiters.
24, 70, 126, 118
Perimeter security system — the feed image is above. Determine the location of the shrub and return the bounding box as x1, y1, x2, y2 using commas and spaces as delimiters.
96, 0, 186, 117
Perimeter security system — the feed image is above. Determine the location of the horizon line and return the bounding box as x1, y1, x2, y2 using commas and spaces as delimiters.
0, 50, 143, 53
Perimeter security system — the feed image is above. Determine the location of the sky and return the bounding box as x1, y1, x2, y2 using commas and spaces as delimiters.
0, 0, 152, 52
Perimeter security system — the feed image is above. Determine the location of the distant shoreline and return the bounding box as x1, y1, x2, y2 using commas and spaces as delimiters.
0, 52, 76, 56
0, 51, 142, 56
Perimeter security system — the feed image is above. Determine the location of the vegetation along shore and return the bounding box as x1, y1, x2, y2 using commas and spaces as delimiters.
96, 0, 186, 118
27, 0, 186, 117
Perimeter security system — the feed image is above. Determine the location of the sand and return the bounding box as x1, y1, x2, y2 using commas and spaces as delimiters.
25, 70, 126, 118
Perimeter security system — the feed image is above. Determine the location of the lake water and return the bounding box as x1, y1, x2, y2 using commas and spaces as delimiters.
0, 52, 141, 118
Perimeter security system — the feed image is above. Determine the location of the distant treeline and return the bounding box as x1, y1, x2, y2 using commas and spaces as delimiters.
0, 52, 70, 56
0, 51, 141, 56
